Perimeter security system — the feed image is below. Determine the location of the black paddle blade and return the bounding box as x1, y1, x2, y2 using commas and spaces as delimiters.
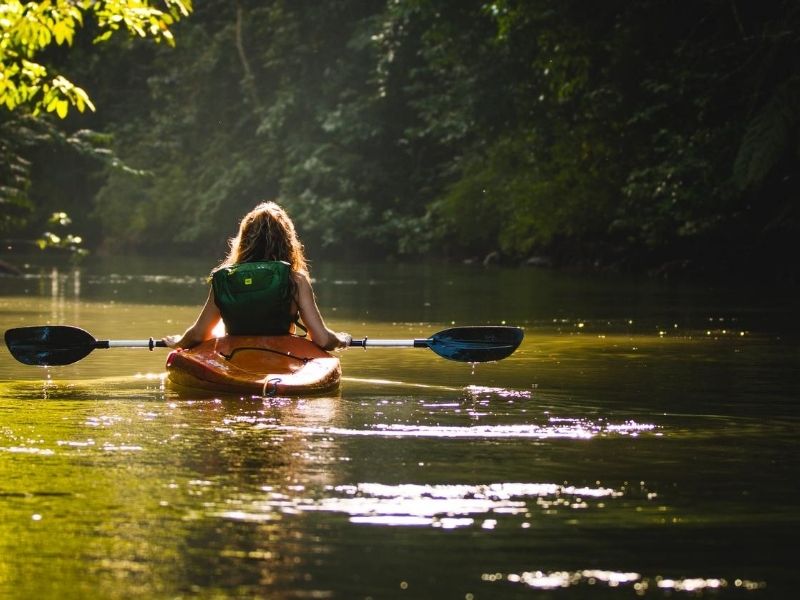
427, 326, 524, 362
4, 326, 98, 366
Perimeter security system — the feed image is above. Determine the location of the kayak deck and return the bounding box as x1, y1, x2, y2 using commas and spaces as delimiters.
165, 335, 341, 396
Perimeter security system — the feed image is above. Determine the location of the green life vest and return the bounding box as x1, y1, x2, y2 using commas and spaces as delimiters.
211, 260, 294, 336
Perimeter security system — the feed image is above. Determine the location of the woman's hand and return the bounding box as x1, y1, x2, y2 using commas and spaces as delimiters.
335, 332, 352, 349
162, 334, 184, 349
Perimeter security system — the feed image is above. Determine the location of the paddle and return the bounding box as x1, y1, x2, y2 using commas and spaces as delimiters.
348, 326, 524, 362
5, 324, 523, 367
4, 326, 167, 366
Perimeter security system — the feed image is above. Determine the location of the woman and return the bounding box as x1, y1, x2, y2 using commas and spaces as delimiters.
164, 202, 351, 351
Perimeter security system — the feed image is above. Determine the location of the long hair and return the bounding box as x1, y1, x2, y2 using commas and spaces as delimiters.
217, 202, 308, 275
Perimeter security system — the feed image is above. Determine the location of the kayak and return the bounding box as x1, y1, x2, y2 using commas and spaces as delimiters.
165, 335, 341, 396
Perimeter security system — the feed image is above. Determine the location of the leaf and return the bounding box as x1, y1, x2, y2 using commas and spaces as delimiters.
93, 30, 114, 43
72, 85, 95, 112
53, 21, 71, 45
733, 78, 800, 190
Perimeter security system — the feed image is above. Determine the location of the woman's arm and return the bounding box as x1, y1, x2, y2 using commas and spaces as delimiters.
294, 272, 350, 351
163, 288, 221, 349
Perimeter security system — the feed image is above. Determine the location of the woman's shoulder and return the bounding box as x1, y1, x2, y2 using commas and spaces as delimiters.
291, 270, 311, 286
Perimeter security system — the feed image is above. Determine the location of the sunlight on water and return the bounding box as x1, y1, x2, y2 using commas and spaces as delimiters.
343, 376, 462, 392
488, 569, 766, 594
465, 385, 532, 398
2, 446, 55, 456
254, 418, 657, 439
209, 481, 632, 529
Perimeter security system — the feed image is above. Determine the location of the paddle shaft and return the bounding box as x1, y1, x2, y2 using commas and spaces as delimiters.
76, 338, 420, 349
350, 338, 429, 348
106, 339, 168, 349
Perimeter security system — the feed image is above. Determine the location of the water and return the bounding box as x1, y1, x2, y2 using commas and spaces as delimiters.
0, 254, 797, 598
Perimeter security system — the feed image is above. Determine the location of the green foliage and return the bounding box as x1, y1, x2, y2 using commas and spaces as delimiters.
0, 0, 192, 117
436, 127, 620, 258
0, 114, 33, 232
6, 0, 800, 279
433, 0, 800, 269
0, 106, 141, 239
91, 0, 395, 254
734, 77, 800, 191
0, 0, 193, 249
36, 211, 87, 260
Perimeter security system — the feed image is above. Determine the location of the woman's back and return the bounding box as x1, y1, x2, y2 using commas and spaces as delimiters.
211, 260, 294, 336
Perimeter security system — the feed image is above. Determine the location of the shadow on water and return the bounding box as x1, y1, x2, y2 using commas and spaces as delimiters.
0, 254, 798, 597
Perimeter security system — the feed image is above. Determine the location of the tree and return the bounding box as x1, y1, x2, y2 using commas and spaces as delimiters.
0, 0, 193, 241
6, 0, 798, 279
1, 0, 192, 117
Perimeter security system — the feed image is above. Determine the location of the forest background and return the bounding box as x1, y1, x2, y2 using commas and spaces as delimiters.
2, 0, 798, 281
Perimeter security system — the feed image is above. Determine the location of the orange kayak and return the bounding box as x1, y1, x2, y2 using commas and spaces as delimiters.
165, 335, 341, 396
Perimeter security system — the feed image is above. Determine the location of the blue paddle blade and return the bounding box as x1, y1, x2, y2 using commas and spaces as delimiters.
4, 326, 99, 366
426, 326, 524, 362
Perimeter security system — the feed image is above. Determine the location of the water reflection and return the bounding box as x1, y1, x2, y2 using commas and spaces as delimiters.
262, 419, 657, 439
289, 481, 624, 527
490, 569, 766, 594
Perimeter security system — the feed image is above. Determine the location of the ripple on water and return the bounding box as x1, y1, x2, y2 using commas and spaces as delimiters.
487, 570, 766, 594
209, 480, 638, 529
255, 418, 657, 440
465, 385, 533, 399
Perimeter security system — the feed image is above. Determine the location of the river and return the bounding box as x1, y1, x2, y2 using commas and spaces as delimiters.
0, 254, 797, 598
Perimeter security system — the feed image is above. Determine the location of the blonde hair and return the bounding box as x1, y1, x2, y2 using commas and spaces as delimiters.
217, 201, 308, 275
